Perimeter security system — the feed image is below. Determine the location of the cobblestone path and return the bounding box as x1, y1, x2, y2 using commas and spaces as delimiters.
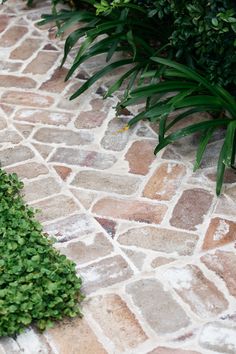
0, 1, 236, 353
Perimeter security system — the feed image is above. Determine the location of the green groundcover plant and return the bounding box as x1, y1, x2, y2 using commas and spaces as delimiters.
0, 169, 83, 337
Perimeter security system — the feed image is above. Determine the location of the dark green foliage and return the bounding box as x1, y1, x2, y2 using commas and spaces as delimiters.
0, 169, 83, 337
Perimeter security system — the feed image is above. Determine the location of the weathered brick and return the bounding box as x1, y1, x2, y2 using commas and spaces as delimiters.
165, 265, 228, 317
0, 75, 36, 88
201, 250, 236, 297
75, 111, 106, 129
47, 318, 107, 354
15, 109, 71, 126
95, 217, 117, 238
2, 91, 54, 107
50, 148, 116, 169
58, 233, 113, 265
79, 255, 133, 294
0, 14, 10, 33
87, 294, 147, 351
93, 198, 167, 224
10, 38, 43, 60
170, 188, 213, 231
44, 214, 96, 242
40, 67, 69, 92
0, 145, 34, 166
72, 171, 140, 195
23, 177, 61, 202
126, 279, 190, 334
101, 118, 133, 151
24, 51, 59, 74
54, 165, 72, 180
143, 163, 186, 201
5, 162, 48, 179
199, 322, 236, 354
117, 226, 198, 255
125, 140, 156, 175
0, 26, 27, 47
202, 217, 236, 250
33, 128, 93, 146
32, 195, 79, 223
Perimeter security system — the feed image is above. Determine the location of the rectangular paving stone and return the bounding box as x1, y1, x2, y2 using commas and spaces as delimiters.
33, 128, 93, 146
0, 145, 34, 166
126, 279, 190, 334
23, 51, 59, 74
92, 197, 167, 224
0, 75, 36, 88
117, 226, 198, 255
5, 162, 48, 179
2, 91, 54, 107
44, 214, 97, 242
40, 67, 69, 93
72, 171, 141, 195
15, 109, 71, 126
86, 294, 147, 351
165, 265, 228, 317
0, 26, 28, 47
79, 255, 133, 294
10, 38, 43, 60
125, 140, 156, 175
75, 111, 107, 129
31, 194, 79, 223
50, 148, 116, 170
23, 177, 61, 202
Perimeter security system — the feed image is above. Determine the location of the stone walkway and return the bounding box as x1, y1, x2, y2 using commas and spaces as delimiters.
0, 1, 236, 353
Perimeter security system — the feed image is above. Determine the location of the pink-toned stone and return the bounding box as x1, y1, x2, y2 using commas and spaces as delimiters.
0, 116, 7, 130
47, 318, 107, 354
79, 255, 133, 294
151, 257, 176, 268
70, 188, 97, 209
72, 171, 140, 195
5, 162, 48, 179
24, 51, 59, 74
75, 111, 107, 129
14, 123, 34, 138
58, 233, 113, 265
32, 195, 79, 222
87, 294, 147, 351
10, 38, 43, 60
93, 198, 167, 224
23, 177, 61, 202
95, 217, 117, 238
0, 129, 22, 144
2, 91, 54, 107
40, 67, 69, 92
0, 15, 10, 33
165, 265, 228, 317
125, 140, 156, 175
122, 248, 146, 270
202, 217, 236, 250
117, 226, 198, 255
148, 348, 201, 354
33, 143, 53, 159
33, 127, 93, 145
216, 187, 236, 217
0, 26, 27, 47
0, 60, 22, 72
15, 109, 71, 125
0, 145, 34, 166
170, 188, 213, 231
44, 214, 96, 242
143, 163, 186, 201
50, 148, 116, 170
0, 75, 36, 88
127, 279, 190, 334
201, 250, 236, 297
101, 118, 132, 151
53, 165, 72, 180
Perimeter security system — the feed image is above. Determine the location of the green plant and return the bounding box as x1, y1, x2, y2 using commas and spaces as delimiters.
120, 58, 236, 194
0, 169, 83, 337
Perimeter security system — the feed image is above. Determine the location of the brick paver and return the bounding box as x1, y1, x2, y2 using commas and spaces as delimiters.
0, 1, 236, 353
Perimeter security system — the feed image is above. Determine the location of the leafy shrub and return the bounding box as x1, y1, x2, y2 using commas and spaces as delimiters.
0, 169, 83, 337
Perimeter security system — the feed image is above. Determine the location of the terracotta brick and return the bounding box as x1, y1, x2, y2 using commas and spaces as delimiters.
0, 75, 36, 88
24, 51, 59, 74
79, 255, 133, 294
0, 26, 27, 47
54, 165, 72, 180
2, 91, 54, 107
148, 347, 201, 354
202, 217, 236, 250
0, 145, 34, 167
15, 109, 71, 126
72, 171, 140, 195
199, 321, 236, 354
40, 67, 69, 92
101, 118, 133, 151
23, 177, 61, 202
117, 226, 198, 255
44, 214, 96, 242
125, 140, 156, 175
5, 162, 48, 179
87, 294, 147, 351
75, 111, 106, 129
93, 198, 167, 224
170, 188, 213, 231
58, 233, 113, 265
143, 163, 186, 201
10, 38, 43, 60
32, 195, 79, 222
33, 128, 93, 146
126, 279, 190, 334
165, 265, 228, 317
201, 250, 236, 297
50, 148, 116, 170
95, 217, 117, 238
47, 318, 107, 354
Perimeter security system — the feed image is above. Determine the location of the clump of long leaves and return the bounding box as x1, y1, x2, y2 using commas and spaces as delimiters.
119, 58, 236, 195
